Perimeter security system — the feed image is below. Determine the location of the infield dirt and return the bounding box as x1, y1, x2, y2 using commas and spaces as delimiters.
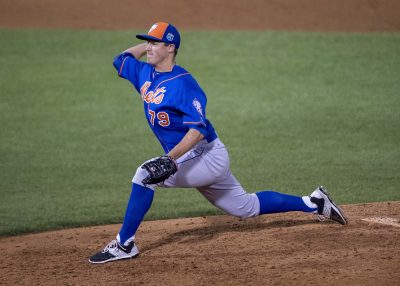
0, 1, 399, 285
1, 202, 400, 285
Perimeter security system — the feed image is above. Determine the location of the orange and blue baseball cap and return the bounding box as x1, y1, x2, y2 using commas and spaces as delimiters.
136, 22, 181, 49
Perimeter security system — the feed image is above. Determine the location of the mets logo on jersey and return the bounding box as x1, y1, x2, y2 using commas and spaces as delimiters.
193, 98, 203, 116
140, 81, 166, 104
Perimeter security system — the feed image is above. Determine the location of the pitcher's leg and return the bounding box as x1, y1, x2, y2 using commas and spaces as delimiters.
89, 166, 154, 264
116, 165, 160, 246
255, 190, 316, 214
118, 183, 154, 246
162, 148, 226, 188
197, 172, 317, 218
118, 149, 208, 246
197, 172, 260, 218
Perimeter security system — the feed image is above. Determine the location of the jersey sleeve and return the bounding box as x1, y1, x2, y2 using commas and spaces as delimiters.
179, 82, 208, 136
112, 52, 145, 91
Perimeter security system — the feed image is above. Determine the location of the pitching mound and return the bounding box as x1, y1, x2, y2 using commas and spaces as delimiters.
1, 202, 399, 285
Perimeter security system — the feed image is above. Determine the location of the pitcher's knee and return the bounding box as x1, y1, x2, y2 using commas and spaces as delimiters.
230, 209, 258, 219
219, 193, 261, 218
132, 165, 155, 190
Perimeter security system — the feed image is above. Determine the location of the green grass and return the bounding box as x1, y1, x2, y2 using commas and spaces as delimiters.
0, 29, 399, 236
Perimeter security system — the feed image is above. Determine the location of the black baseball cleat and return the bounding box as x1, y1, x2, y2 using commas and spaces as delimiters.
89, 239, 139, 264
310, 186, 348, 225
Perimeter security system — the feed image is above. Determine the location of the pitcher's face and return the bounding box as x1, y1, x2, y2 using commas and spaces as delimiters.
146, 41, 172, 67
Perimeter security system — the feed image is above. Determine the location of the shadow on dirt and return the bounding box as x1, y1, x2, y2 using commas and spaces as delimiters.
141, 218, 325, 252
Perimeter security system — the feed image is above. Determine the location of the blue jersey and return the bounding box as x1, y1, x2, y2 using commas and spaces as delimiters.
113, 53, 218, 153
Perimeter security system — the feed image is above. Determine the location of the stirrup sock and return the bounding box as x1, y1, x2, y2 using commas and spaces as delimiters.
256, 191, 317, 215
118, 183, 154, 245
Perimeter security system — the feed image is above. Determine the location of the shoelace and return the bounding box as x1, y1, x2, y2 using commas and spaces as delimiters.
314, 203, 331, 222
102, 240, 118, 253
314, 213, 327, 222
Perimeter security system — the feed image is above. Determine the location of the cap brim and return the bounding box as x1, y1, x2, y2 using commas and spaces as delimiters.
136, 34, 163, 42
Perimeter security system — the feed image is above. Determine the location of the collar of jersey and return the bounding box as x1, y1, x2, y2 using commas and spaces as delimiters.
152, 65, 180, 79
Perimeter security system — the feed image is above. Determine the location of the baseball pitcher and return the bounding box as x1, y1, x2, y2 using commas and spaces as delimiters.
89, 22, 347, 264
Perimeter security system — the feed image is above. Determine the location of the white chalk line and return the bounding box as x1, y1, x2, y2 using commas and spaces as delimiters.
361, 217, 400, 228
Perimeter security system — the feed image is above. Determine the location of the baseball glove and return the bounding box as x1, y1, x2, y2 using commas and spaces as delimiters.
141, 155, 178, 185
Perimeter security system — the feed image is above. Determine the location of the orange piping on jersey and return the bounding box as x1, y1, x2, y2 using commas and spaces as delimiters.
154, 73, 190, 90
183, 121, 207, 127
119, 57, 128, 75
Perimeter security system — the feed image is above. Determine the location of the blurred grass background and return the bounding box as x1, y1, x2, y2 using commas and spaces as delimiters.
0, 29, 399, 236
